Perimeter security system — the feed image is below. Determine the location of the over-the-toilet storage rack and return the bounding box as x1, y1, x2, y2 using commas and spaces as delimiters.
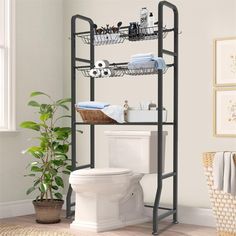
66, 1, 179, 235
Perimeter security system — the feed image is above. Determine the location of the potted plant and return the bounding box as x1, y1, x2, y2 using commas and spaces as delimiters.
20, 91, 73, 224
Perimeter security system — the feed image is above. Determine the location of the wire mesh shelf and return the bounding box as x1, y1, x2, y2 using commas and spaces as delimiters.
128, 26, 168, 42
77, 26, 170, 46
79, 65, 127, 78
77, 32, 126, 46
77, 63, 170, 78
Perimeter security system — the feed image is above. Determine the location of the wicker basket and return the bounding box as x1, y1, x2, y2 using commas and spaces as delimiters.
203, 152, 236, 236
76, 109, 116, 124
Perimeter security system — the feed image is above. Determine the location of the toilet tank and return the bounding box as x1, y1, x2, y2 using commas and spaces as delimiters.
104, 131, 168, 174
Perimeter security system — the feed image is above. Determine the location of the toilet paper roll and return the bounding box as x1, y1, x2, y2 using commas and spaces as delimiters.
89, 68, 101, 78
101, 68, 114, 77
95, 60, 110, 68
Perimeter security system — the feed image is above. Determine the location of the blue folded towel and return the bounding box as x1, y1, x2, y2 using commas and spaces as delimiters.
129, 53, 166, 70
76, 101, 110, 110
128, 56, 166, 70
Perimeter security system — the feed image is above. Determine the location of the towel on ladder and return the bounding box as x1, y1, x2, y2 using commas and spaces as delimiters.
213, 151, 236, 195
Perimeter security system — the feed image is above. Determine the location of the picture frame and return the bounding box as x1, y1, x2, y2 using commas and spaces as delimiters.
214, 37, 236, 86
214, 87, 236, 137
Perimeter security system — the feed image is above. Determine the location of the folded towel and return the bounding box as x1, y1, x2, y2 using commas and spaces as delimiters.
128, 57, 166, 70
102, 105, 124, 123
131, 53, 154, 60
76, 101, 110, 110
213, 151, 236, 195
128, 61, 157, 70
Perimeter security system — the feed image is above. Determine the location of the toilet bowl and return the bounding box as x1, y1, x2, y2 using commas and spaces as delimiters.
69, 168, 149, 232
69, 130, 167, 232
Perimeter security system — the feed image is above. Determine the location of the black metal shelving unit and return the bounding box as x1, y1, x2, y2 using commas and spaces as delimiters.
66, 1, 179, 235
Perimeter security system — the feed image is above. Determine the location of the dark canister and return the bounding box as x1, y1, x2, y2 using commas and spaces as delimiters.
128, 22, 139, 41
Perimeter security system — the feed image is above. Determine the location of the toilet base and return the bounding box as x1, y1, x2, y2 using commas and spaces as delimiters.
70, 216, 150, 232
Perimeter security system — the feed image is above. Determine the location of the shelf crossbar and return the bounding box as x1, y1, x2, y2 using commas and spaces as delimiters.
74, 122, 174, 126
75, 57, 91, 64
163, 49, 177, 57
162, 172, 176, 179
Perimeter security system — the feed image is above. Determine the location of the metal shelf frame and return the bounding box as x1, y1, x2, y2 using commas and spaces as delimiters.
66, 1, 179, 235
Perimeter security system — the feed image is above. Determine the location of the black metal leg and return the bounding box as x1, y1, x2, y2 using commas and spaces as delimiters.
66, 185, 73, 218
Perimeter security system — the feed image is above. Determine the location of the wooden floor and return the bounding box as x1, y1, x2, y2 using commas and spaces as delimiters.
0, 213, 216, 236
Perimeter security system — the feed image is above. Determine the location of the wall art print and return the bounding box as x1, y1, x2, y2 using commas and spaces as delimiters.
214, 88, 236, 137
214, 38, 236, 86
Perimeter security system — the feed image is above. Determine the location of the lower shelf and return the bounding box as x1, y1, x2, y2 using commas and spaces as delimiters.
74, 122, 174, 126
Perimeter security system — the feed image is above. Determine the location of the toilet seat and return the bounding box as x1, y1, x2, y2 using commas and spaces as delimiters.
71, 168, 132, 177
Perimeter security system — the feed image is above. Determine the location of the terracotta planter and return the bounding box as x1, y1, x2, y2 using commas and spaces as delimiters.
33, 199, 64, 224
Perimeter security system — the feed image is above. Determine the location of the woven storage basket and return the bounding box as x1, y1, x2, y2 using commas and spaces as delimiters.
76, 109, 116, 124
203, 152, 236, 236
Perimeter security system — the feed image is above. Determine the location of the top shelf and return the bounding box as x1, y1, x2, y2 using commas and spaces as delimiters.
75, 26, 174, 46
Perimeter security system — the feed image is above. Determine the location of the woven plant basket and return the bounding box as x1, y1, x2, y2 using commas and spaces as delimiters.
76, 109, 116, 124
203, 152, 236, 236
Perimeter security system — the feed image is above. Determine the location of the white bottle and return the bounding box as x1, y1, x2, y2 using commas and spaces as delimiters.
140, 7, 149, 34
148, 12, 154, 35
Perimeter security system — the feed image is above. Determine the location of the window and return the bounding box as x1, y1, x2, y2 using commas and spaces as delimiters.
0, 0, 15, 130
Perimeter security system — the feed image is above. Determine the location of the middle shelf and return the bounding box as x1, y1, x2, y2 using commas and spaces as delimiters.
76, 62, 173, 78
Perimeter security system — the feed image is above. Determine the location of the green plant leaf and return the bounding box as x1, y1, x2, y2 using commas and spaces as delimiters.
30, 91, 50, 98
55, 144, 69, 153
59, 104, 69, 111
55, 154, 67, 160
25, 146, 44, 159
26, 186, 35, 195
54, 115, 71, 124
34, 179, 41, 187
31, 166, 43, 172
54, 192, 63, 199
40, 113, 51, 122
51, 160, 64, 166
62, 170, 70, 175
39, 183, 47, 193
52, 185, 59, 190
20, 121, 40, 131
55, 176, 64, 188
66, 165, 72, 171
28, 100, 40, 107
24, 173, 36, 177
49, 168, 57, 176
56, 98, 71, 105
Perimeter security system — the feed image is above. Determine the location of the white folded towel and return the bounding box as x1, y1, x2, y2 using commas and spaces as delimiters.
213, 151, 236, 195
102, 105, 124, 123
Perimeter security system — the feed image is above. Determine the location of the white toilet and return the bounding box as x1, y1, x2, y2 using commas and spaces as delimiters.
69, 130, 167, 232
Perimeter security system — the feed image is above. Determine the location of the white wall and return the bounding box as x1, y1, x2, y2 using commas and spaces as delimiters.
63, 0, 236, 209
0, 0, 236, 215
0, 0, 64, 202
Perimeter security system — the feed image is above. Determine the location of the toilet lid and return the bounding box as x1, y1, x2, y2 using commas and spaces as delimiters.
72, 168, 132, 176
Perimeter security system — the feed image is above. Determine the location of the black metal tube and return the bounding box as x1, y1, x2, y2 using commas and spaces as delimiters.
173, 4, 179, 224
89, 18, 95, 169
67, 14, 95, 218
153, 1, 179, 234
66, 14, 77, 218
152, 2, 164, 234
162, 172, 176, 179
158, 210, 176, 221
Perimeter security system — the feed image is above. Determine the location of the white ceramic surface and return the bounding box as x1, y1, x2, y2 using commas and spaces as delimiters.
70, 130, 168, 232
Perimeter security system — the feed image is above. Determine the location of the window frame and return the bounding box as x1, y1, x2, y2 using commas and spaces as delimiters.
0, 0, 15, 131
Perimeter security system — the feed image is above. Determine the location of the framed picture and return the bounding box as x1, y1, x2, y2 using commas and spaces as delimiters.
214, 37, 236, 86
214, 87, 236, 137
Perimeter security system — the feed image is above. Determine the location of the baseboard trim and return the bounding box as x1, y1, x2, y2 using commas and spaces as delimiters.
144, 205, 216, 227
0, 198, 216, 227
0, 199, 34, 219
0, 195, 71, 219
